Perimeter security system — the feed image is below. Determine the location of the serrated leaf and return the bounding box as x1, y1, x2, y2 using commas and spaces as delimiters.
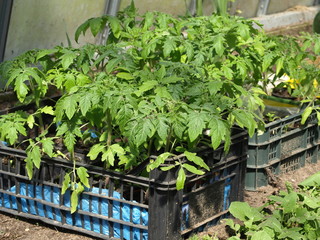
105, 58, 121, 74
232, 109, 257, 137
213, 34, 225, 56
62, 174, 71, 194
163, 37, 176, 58
89, 17, 103, 37
27, 115, 35, 129
64, 131, 76, 153
75, 21, 90, 42
60, 50, 77, 70
147, 152, 172, 172
64, 95, 78, 120
41, 138, 54, 157
301, 107, 313, 125
222, 65, 233, 80
76, 167, 90, 188
6, 128, 18, 145
14, 74, 29, 102
176, 167, 186, 190
208, 118, 226, 149
155, 86, 172, 99
135, 118, 154, 147
40, 106, 54, 115
110, 144, 125, 155
28, 145, 41, 169
182, 163, 205, 175
79, 93, 93, 116
135, 80, 158, 96
87, 144, 105, 160
184, 151, 209, 171
156, 117, 169, 142
187, 112, 206, 142
208, 81, 223, 95
102, 148, 115, 166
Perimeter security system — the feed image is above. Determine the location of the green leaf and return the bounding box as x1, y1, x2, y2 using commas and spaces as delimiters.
105, 58, 121, 74
30, 145, 41, 169
62, 174, 71, 194
14, 74, 29, 102
59, 50, 77, 70
135, 118, 154, 147
163, 37, 176, 58
147, 152, 172, 172
116, 72, 134, 80
208, 81, 223, 95
75, 21, 90, 42
213, 34, 225, 56
102, 148, 115, 166
5, 127, 17, 145
187, 112, 206, 142
232, 109, 257, 137
182, 163, 205, 175
184, 151, 209, 171
135, 80, 158, 96
40, 106, 54, 115
41, 138, 54, 157
229, 201, 264, 222
87, 144, 105, 160
155, 86, 172, 99
64, 131, 77, 153
176, 167, 186, 190
252, 230, 273, 240
160, 165, 176, 171
208, 118, 226, 149
156, 117, 169, 142
221, 65, 233, 80
27, 115, 35, 129
110, 144, 125, 155
71, 189, 79, 214
25, 156, 34, 180
76, 167, 90, 188
108, 16, 121, 38
64, 95, 78, 120
276, 57, 284, 75
301, 107, 313, 125
89, 17, 103, 37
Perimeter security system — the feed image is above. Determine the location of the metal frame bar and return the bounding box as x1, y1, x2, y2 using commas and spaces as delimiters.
98, 0, 121, 45
257, 0, 270, 16
0, 0, 13, 62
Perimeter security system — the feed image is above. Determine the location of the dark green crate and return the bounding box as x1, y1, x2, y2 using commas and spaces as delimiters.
246, 111, 320, 190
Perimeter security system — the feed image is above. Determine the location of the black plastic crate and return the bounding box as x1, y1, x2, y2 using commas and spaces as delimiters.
246, 111, 320, 191
0, 129, 247, 240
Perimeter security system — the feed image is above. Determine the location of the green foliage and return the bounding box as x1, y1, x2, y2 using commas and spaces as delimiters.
226, 173, 320, 240
1, 3, 318, 213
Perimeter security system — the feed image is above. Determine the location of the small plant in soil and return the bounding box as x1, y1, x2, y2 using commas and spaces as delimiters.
226, 171, 320, 240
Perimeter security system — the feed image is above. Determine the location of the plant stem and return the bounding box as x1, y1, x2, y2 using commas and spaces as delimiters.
106, 109, 112, 146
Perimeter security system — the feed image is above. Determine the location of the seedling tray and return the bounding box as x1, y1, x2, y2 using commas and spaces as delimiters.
246, 111, 320, 190
0, 129, 247, 240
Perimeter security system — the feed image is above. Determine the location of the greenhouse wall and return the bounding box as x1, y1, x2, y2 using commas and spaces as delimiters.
4, 0, 106, 61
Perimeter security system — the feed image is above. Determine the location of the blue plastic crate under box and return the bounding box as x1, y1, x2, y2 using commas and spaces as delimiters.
0, 128, 247, 240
